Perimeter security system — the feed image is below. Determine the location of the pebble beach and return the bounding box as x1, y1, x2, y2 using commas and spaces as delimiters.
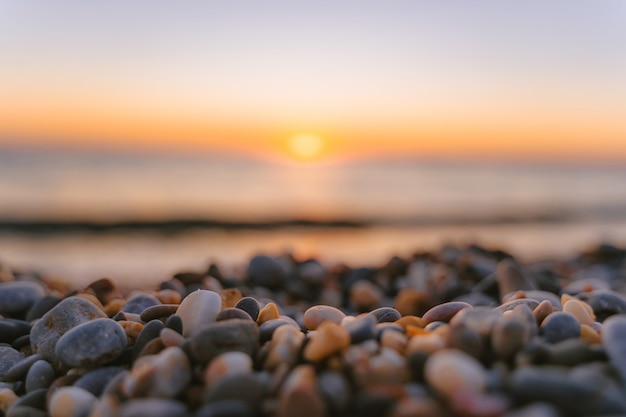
2, 242, 626, 417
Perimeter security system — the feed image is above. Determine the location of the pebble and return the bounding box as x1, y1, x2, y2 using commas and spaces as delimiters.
190, 319, 259, 364
55, 318, 128, 368
0, 347, 23, 379
24, 360, 54, 392
48, 386, 97, 417
540, 312, 581, 344
124, 346, 190, 398
0, 281, 46, 315
0, 319, 31, 344
30, 296, 107, 360
235, 297, 260, 321
424, 349, 487, 398
176, 290, 222, 337
303, 321, 350, 362
422, 301, 471, 324
303, 305, 345, 330
3, 243, 626, 417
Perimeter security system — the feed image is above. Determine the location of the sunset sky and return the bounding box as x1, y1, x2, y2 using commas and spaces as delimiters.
1, 1, 625, 162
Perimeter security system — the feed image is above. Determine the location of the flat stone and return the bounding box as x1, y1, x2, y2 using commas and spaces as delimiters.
139, 304, 178, 322
0, 281, 46, 315
133, 320, 165, 360
48, 386, 97, 417
55, 318, 128, 368
216, 308, 253, 322
176, 290, 222, 337
368, 307, 402, 323
190, 319, 259, 365
30, 296, 107, 360
1, 354, 43, 382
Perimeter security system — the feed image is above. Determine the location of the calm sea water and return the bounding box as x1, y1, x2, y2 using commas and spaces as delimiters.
1, 149, 626, 287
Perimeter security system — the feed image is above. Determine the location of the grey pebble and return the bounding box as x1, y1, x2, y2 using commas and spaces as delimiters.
601, 314, 626, 383
540, 312, 580, 344
26, 295, 62, 322
235, 297, 260, 322
55, 318, 128, 368
368, 307, 401, 323
30, 296, 107, 360
204, 373, 264, 408
2, 354, 43, 382
579, 290, 626, 322
216, 308, 254, 322
122, 293, 161, 315
0, 347, 23, 379
0, 281, 45, 315
74, 366, 126, 397
190, 319, 259, 364
0, 319, 31, 344
345, 315, 377, 344
133, 320, 165, 360
24, 360, 55, 392
422, 301, 472, 324
139, 304, 178, 322
6, 405, 48, 417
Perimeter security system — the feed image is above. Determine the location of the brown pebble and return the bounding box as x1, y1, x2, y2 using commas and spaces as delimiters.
257, 303, 280, 324
422, 302, 471, 324
139, 304, 179, 322
579, 324, 601, 345
136, 337, 165, 358
350, 280, 383, 312
160, 328, 185, 347
153, 290, 181, 305
278, 365, 326, 417
75, 293, 104, 311
119, 321, 144, 341
104, 299, 126, 317
381, 330, 408, 353
393, 288, 430, 317
563, 299, 595, 326
220, 288, 243, 309
395, 315, 426, 330
303, 321, 350, 362
533, 300, 553, 325
216, 308, 254, 322
303, 305, 345, 330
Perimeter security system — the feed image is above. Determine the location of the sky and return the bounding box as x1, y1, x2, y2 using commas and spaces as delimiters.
1, 1, 625, 163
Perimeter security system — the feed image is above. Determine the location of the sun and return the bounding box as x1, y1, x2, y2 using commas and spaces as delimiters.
287, 133, 326, 162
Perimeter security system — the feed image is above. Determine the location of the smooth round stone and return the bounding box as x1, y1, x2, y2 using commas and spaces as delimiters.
496, 259, 535, 298
303, 321, 350, 362
578, 290, 626, 321
264, 325, 305, 370
74, 366, 126, 397
601, 315, 626, 383
491, 317, 527, 359
246, 255, 287, 290
30, 296, 107, 359
139, 304, 178, 322
122, 293, 160, 315
26, 295, 62, 322
540, 312, 580, 344
216, 308, 253, 322
176, 290, 222, 337
165, 315, 183, 334
204, 373, 263, 408
0, 319, 31, 344
160, 328, 185, 347
393, 288, 430, 316
194, 400, 253, 417
424, 349, 487, 399
0, 347, 23, 379
49, 386, 97, 417
257, 302, 280, 324
368, 307, 402, 323
259, 319, 297, 344
422, 302, 472, 324
190, 319, 259, 365
303, 305, 345, 330
2, 354, 43, 382
55, 318, 127, 368
205, 351, 253, 386
562, 299, 595, 326
124, 346, 190, 398
0, 281, 45, 315
344, 315, 377, 344
133, 320, 165, 360
120, 399, 188, 417
24, 360, 54, 392
235, 297, 260, 322
11, 388, 47, 410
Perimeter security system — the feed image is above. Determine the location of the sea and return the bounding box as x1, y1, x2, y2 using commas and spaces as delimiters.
1, 148, 626, 288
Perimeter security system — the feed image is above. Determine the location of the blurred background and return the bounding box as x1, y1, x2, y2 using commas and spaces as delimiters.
1, 1, 625, 287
